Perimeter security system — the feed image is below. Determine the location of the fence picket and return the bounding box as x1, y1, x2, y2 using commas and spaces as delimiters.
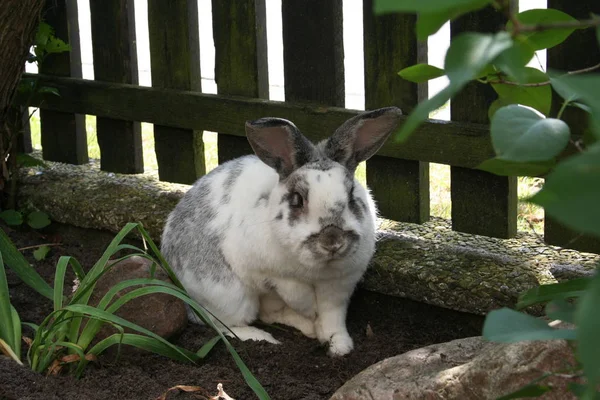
40, 0, 87, 165
212, 0, 268, 164
90, 0, 142, 174
148, 0, 204, 184
545, 0, 600, 253
449, 6, 518, 239
363, 0, 430, 223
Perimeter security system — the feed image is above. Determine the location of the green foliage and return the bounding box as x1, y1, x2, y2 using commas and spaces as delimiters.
0, 222, 270, 399
382, 1, 600, 398
0, 210, 23, 226
491, 105, 570, 162
0, 252, 23, 365
530, 143, 600, 237
0, 209, 51, 230
507, 9, 578, 50
490, 68, 551, 116
33, 245, 51, 261
397, 63, 445, 83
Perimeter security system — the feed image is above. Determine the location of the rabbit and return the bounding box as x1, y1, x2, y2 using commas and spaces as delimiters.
160, 106, 402, 356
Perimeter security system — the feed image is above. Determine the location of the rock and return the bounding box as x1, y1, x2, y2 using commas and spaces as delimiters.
86, 256, 187, 342
330, 336, 578, 400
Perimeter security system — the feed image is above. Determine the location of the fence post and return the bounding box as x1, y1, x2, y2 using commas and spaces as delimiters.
282, 0, 344, 109
212, 0, 268, 164
545, 0, 600, 253
363, 0, 430, 223
148, 0, 204, 184
40, 0, 88, 165
449, 7, 518, 238
90, 0, 143, 174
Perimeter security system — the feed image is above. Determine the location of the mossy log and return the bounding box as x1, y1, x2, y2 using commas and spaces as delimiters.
18, 159, 599, 316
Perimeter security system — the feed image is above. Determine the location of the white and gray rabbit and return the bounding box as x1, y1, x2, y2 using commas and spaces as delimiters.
161, 107, 402, 356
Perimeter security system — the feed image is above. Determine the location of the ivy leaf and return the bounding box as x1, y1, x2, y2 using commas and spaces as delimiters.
507, 9, 578, 50
374, 0, 491, 14
45, 38, 71, 54
16, 154, 46, 168
488, 98, 512, 120
530, 143, 600, 237
26, 211, 51, 230
476, 158, 553, 177
398, 64, 445, 83
395, 32, 513, 141
34, 22, 53, 47
491, 105, 570, 162
491, 67, 552, 116
483, 307, 576, 342
493, 36, 537, 83
575, 269, 600, 392
0, 210, 23, 226
38, 86, 60, 97
33, 245, 51, 261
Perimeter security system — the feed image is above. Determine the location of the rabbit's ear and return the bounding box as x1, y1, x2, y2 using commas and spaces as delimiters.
246, 117, 316, 178
324, 107, 402, 172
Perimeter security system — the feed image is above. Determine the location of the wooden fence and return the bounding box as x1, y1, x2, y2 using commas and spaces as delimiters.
20, 0, 600, 253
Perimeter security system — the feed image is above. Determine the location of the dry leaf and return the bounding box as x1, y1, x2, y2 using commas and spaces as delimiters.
155, 384, 211, 400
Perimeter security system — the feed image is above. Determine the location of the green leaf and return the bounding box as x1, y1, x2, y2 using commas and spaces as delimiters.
34, 22, 53, 47
0, 210, 23, 226
517, 278, 590, 309
396, 32, 513, 141
576, 269, 600, 391
476, 157, 554, 177
45, 38, 71, 54
33, 245, 51, 261
491, 105, 570, 162
488, 98, 512, 120
507, 9, 578, 50
27, 211, 51, 229
550, 73, 600, 113
445, 32, 513, 85
38, 86, 60, 97
491, 68, 552, 116
374, 0, 490, 14
545, 299, 576, 324
0, 252, 16, 354
0, 228, 53, 300
530, 143, 600, 237
483, 308, 577, 342
16, 154, 46, 168
197, 335, 222, 358
416, 12, 453, 40
497, 383, 551, 400
398, 64, 445, 83
493, 36, 537, 83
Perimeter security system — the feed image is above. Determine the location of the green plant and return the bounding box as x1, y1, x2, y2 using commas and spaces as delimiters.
376, 0, 600, 398
0, 223, 270, 399
1, 21, 68, 209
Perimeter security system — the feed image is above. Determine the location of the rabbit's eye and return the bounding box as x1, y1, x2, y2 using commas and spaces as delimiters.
290, 192, 304, 208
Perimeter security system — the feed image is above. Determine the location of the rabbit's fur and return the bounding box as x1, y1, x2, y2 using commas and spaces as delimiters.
161, 107, 402, 356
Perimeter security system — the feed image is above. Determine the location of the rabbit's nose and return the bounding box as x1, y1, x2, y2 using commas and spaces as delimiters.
319, 226, 345, 253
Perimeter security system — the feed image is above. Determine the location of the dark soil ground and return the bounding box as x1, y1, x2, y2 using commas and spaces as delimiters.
0, 222, 484, 400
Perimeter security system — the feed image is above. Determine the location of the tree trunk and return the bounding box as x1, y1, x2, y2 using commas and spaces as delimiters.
0, 0, 45, 200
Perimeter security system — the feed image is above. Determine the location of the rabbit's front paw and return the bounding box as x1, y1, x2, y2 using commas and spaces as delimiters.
328, 332, 353, 357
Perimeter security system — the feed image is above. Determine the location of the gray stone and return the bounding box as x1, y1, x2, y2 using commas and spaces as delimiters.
330, 337, 578, 400
18, 157, 600, 316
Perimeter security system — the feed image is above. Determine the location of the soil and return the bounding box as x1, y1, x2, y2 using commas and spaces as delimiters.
0, 222, 484, 400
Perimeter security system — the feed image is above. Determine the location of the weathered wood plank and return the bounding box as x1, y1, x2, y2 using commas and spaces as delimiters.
148, 0, 203, 183
39, 0, 87, 165
449, 6, 518, 238
282, 0, 344, 106
24, 73, 509, 169
212, 0, 267, 164
545, 0, 600, 252
363, 0, 429, 223
90, 0, 142, 174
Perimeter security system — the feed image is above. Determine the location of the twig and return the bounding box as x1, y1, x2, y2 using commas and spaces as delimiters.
485, 62, 600, 87
517, 18, 600, 34
18, 243, 62, 251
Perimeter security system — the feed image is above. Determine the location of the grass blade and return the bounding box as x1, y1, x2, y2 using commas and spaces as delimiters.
0, 251, 16, 350
10, 305, 22, 361
87, 333, 199, 363
197, 335, 222, 359
517, 278, 590, 309
0, 337, 23, 365
54, 256, 70, 311
0, 227, 53, 300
